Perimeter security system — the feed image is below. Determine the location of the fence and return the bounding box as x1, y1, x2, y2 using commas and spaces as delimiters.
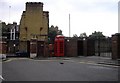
88, 37, 112, 57
68, 37, 112, 57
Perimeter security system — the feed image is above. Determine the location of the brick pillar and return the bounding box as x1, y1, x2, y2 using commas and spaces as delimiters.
49, 44, 54, 57
87, 39, 95, 56
1, 41, 7, 54
112, 33, 120, 60
83, 38, 95, 56
83, 39, 87, 56
44, 43, 49, 57
0, 41, 7, 58
30, 40, 37, 58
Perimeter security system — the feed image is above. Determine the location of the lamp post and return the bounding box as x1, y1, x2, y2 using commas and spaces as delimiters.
9, 6, 11, 23
13, 44, 16, 54
69, 14, 71, 37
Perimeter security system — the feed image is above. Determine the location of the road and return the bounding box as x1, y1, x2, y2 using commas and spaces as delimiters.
2, 58, 119, 81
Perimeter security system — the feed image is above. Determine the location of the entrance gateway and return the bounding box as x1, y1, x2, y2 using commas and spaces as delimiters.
30, 39, 48, 58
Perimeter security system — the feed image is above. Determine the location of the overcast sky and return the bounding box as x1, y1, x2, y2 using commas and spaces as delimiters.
0, 0, 119, 37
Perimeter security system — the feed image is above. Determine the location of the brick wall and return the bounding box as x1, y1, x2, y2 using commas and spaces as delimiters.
83, 38, 95, 56
30, 41, 37, 53
65, 38, 78, 57
0, 41, 7, 54
112, 33, 120, 59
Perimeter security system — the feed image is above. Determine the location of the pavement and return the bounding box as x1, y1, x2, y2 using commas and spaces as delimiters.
32, 56, 120, 66
2, 55, 120, 66
76, 56, 120, 66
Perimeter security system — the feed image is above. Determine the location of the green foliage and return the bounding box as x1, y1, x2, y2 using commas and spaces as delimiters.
89, 31, 105, 39
73, 34, 78, 37
48, 25, 63, 44
79, 32, 87, 38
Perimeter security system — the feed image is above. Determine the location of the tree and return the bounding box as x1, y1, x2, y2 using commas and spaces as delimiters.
48, 25, 63, 44
79, 32, 87, 38
73, 34, 78, 38
89, 31, 105, 39
88, 31, 106, 56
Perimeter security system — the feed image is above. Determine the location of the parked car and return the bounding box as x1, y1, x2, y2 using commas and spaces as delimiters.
15, 51, 29, 57
0, 54, 6, 60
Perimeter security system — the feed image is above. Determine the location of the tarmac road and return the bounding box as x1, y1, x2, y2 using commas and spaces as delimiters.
2, 57, 119, 81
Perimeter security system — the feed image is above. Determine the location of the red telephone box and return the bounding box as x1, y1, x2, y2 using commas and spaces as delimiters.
54, 35, 65, 57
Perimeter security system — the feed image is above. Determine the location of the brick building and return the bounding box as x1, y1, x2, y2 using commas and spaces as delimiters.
6, 22, 19, 54
0, 21, 7, 54
0, 21, 19, 54
19, 2, 49, 58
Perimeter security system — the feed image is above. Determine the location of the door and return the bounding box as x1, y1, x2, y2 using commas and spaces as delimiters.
27, 41, 30, 57
77, 40, 83, 56
37, 41, 44, 57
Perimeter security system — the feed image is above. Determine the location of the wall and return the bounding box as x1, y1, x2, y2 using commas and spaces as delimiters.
20, 2, 49, 41
0, 41, 7, 54
65, 38, 78, 57
19, 2, 49, 57
112, 33, 120, 59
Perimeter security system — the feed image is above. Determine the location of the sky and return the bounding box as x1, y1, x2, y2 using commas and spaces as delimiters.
0, 0, 119, 37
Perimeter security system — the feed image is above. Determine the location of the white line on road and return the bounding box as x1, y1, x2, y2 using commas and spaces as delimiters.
0, 75, 4, 80
68, 60, 119, 68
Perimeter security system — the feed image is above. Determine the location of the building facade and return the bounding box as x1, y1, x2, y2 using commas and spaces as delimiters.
6, 22, 19, 54
19, 2, 49, 57
0, 21, 19, 54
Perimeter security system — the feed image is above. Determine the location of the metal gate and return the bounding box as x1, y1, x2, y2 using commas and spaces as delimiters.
94, 37, 112, 57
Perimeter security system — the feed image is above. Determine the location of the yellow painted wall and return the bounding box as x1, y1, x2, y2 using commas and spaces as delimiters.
42, 11, 49, 41
19, 2, 49, 52
19, 11, 27, 41
20, 2, 49, 41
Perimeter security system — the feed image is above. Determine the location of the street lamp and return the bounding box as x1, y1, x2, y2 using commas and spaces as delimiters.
83, 38, 86, 41
13, 44, 16, 54
67, 39, 69, 42
9, 6, 11, 23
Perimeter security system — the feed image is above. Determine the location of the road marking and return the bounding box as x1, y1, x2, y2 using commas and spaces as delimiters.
3, 58, 29, 63
0, 75, 4, 80
68, 60, 119, 68
2, 58, 66, 63
3, 59, 12, 63
80, 61, 119, 68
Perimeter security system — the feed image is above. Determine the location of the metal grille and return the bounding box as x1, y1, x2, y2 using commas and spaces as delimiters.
94, 37, 112, 58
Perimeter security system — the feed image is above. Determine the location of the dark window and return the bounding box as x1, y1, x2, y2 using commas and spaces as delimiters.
60, 42, 63, 53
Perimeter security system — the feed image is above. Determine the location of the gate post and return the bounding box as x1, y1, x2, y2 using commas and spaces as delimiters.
112, 33, 120, 60
30, 39, 37, 58
83, 39, 87, 56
